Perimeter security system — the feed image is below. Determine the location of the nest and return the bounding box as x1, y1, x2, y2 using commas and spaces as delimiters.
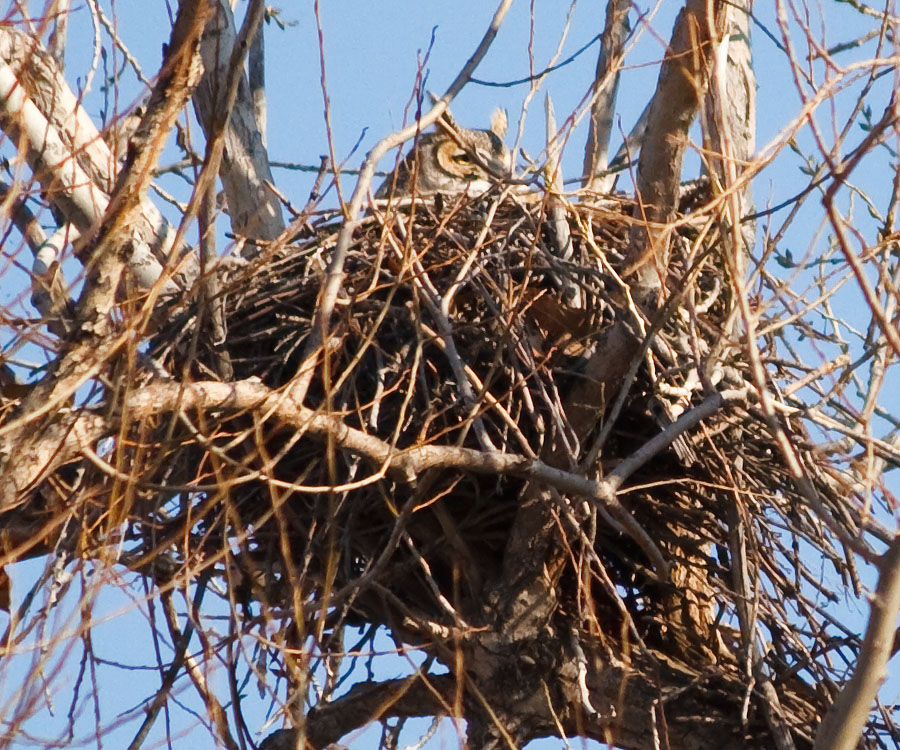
150, 190, 876, 744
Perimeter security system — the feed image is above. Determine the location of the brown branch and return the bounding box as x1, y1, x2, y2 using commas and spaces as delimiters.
1, 370, 718, 574
606, 386, 746, 488
624, 0, 725, 299
75, 0, 212, 326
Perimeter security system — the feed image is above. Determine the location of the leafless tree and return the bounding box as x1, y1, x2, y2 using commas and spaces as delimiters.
1, 2, 899, 750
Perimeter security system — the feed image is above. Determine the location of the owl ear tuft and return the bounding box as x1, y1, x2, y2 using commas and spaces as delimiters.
490, 109, 508, 139
428, 92, 459, 131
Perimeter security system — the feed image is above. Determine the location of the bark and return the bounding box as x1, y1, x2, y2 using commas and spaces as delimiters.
703, 0, 755, 201
248, 9, 267, 146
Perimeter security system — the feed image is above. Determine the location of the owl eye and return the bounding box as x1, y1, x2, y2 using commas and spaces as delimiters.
452, 152, 474, 164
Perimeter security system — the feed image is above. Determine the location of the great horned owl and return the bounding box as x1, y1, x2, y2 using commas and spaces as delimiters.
376, 109, 510, 198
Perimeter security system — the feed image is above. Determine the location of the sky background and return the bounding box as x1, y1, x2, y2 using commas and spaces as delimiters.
2, 1, 900, 749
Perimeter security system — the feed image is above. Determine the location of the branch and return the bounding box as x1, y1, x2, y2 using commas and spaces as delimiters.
126, 572, 212, 750
7, 372, 731, 575
606, 387, 746, 487
0, 180, 73, 333
582, 0, 631, 193
703, 0, 756, 272
703, 0, 755, 196
812, 536, 900, 750
192, 0, 284, 245
0, 27, 197, 290
305, 675, 455, 749
248, 6, 266, 145
624, 0, 724, 299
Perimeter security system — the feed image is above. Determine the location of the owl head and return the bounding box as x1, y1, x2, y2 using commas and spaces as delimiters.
376, 109, 510, 198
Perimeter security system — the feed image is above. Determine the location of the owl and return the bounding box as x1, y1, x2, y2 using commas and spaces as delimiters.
376, 109, 510, 198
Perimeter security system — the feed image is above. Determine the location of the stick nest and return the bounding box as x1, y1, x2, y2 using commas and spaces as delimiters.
151, 190, 878, 744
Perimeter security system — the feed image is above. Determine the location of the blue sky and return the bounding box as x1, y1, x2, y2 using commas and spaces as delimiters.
2, 1, 900, 749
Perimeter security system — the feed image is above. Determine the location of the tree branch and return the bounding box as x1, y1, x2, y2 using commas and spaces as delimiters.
624, 0, 724, 299
582, 0, 631, 193
305, 675, 455, 749
0, 27, 197, 290
0, 371, 721, 574
192, 0, 284, 245
812, 536, 900, 750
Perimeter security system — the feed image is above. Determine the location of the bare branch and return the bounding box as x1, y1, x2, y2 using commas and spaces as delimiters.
46, 0, 69, 67
813, 538, 900, 750
193, 0, 284, 245
0, 27, 195, 290
4, 375, 685, 573
582, 0, 631, 193
703, 0, 756, 269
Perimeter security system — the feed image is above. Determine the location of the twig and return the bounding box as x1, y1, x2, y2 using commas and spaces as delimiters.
126, 571, 212, 750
